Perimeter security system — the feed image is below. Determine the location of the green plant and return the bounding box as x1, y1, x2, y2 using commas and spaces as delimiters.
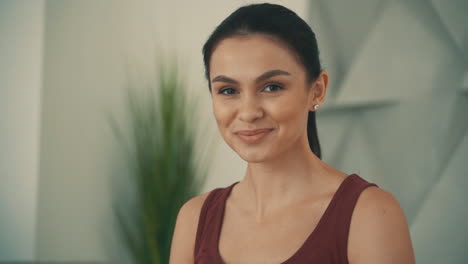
109, 61, 212, 264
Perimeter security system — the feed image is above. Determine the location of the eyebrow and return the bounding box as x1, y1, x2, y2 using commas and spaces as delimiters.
211, 69, 291, 85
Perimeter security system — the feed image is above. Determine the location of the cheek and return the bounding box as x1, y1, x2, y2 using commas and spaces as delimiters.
270, 94, 307, 125
267, 94, 309, 140
212, 99, 234, 129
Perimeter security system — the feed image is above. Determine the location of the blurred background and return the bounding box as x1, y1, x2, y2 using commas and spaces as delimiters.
1, 0, 467, 263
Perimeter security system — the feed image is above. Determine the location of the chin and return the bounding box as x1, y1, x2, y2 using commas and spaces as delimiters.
235, 145, 279, 163
238, 152, 269, 163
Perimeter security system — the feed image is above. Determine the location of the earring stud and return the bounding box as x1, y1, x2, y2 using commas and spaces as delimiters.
313, 104, 319, 111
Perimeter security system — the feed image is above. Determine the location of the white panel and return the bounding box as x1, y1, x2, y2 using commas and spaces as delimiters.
432, 91, 468, 175
306, 1, 468, 262
308, 0, 385, 98
317, 110, 358, 163
37, 0, 136, 261
336, 116, 383, 184
431, 0, 468, 57
335, 1, 459, 105
359, 96, 434, 223
311, 0, 385, 70
307, 0, 340, 97
463, 71, 468, 91
0, 0, 44, 261
411, 131, 468, 264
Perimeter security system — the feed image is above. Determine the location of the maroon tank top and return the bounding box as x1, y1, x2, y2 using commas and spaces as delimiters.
194, 173, 378, 263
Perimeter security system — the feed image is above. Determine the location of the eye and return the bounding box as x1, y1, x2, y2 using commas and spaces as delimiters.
263, 84, 283, 92
218, 87, 238, 95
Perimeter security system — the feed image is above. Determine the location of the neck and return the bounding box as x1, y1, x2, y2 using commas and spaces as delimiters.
240, 135, 331, 221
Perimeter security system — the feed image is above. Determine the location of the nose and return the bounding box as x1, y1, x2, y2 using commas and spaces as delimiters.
238, 94, 264, 123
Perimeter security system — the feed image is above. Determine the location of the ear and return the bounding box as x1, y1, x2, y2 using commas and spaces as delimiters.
308, 71, 329, 111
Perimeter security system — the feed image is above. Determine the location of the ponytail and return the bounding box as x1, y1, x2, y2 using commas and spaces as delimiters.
307, 111, 321, 159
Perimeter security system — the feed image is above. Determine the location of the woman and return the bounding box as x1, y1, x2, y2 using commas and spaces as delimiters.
170, 3, 415, 263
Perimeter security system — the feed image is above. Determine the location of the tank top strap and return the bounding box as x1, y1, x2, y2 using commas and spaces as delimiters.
324, 174, 379, 262
194, 181, 239, 259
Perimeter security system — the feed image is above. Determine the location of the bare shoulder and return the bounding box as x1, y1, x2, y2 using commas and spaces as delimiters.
168, 191, 211, 264
348, 186, 416, 264
178, 191, 211, 221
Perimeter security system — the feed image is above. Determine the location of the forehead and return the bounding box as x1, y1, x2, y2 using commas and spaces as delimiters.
209, 34, 305, 80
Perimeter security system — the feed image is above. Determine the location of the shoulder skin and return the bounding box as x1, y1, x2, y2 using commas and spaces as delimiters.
169, 191, 210, 264
348, 186, 416, 264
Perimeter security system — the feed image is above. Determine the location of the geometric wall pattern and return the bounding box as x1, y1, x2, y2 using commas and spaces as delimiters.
308, 0, 468, 263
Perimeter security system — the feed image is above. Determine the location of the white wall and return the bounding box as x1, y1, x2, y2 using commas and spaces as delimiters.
0, 0, 44, 261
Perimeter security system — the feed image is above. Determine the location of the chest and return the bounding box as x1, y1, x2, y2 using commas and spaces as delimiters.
218, 201, 328, 263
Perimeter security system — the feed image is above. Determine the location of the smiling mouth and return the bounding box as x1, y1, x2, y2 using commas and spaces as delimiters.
235, 128, 274, 144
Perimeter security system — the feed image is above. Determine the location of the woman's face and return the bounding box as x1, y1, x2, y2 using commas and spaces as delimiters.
209, 33, 317, 162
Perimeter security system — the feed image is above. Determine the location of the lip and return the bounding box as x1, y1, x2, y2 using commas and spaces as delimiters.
235, 128, 274, 144
236, 128, 273, 136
